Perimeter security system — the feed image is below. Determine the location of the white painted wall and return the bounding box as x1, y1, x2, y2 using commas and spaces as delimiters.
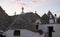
4, 30, 14, 37
39, 24, 56, 33
40, 24, 56, 37
39, 24, 60, 37
49, 19, 54, 24
3, 24, 60, 37
55, 25, 60, 37
4, 29, 45, 37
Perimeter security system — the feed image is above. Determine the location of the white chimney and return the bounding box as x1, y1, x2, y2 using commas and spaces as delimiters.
54, 14, 57, 23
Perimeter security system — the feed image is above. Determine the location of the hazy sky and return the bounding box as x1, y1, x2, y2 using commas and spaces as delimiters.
0, 0, 60, 16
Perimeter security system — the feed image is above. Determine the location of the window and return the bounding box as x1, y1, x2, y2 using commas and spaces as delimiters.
14, 30, 20, 36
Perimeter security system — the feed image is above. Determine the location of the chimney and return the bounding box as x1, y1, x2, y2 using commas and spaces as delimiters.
54, 14, 57, 23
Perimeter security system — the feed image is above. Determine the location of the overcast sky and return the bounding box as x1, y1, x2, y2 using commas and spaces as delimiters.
0, 0, 60, 16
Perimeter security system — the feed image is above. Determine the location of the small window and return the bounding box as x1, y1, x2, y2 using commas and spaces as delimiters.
14, 30, 20, 36
36, 25, 38, 29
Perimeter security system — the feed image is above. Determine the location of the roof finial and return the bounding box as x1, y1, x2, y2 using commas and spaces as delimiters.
14, 12, 16, 15
21, 7, 24, 14
35, 11, 36, 13
22, 7, 24, 11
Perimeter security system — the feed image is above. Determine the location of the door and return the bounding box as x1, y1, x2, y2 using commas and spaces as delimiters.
48, 26, 53, 37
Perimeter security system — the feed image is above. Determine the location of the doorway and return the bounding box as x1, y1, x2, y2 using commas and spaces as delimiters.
48, 26, 53, 37
36, 25, 38, 29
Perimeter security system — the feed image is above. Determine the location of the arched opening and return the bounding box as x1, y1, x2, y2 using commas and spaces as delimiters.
36, 25, 38, 29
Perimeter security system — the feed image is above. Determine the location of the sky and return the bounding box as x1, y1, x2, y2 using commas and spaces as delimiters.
0, 0, 60, 17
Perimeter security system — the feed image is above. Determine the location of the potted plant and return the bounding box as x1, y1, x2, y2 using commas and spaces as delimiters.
37, 29, 43, 35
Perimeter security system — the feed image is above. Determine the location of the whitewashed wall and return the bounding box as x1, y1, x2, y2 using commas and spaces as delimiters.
55, 24, 60, 37
3, 24, 60, 37
4, 30, 14, 37
4, 29, 45, 37
39, 24, 60, 37
39, 24, 56, 33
